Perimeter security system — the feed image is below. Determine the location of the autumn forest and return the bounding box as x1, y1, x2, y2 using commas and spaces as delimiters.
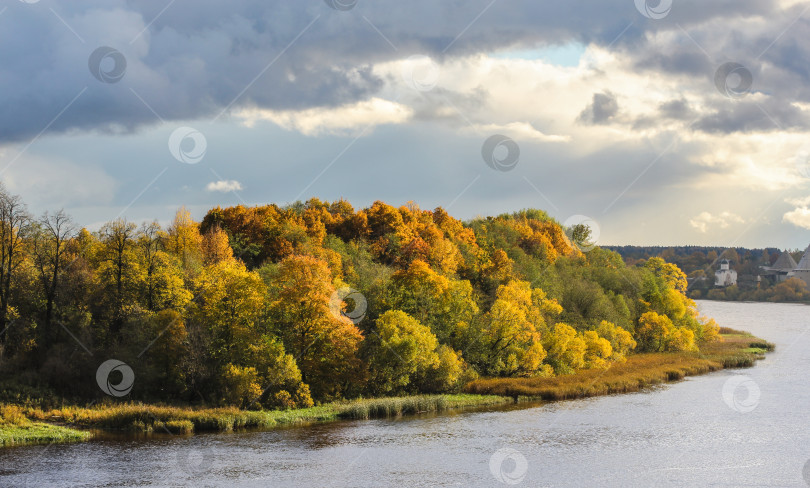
0, 187, 720, 409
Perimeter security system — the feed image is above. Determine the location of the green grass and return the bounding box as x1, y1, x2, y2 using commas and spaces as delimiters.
0, 422, 91, 447
0, 405, 91, 447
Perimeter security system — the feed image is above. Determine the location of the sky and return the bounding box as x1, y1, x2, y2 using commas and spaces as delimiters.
3, 0, 810, 249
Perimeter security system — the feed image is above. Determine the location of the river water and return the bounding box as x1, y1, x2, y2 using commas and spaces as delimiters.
2, 300, 809, 487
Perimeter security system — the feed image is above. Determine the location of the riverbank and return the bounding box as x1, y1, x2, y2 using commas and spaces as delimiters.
0, 406, 92, 447
0, 394, 513, 447
465, 328, 773, 400
0, 330, 772, 448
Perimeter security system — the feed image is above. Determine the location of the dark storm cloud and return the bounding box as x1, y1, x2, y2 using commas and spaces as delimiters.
578, 92, 619, 125
0, 0, 781, 144
659, 99, 694, 120
694, 98, 809, 134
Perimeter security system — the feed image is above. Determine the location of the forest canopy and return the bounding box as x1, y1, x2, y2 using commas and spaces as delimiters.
0, 189, 718, 408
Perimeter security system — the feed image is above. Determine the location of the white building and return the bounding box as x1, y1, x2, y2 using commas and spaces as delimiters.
715, 259, 738, 287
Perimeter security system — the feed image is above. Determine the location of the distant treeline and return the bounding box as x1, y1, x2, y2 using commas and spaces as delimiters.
604, 245, 810, 302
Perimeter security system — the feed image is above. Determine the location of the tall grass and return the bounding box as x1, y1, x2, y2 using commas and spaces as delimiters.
15, 394, 511, 437
27, 404, 275, 434
0, 404, 91, 446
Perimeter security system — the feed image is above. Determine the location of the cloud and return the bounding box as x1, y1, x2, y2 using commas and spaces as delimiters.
0, 0, 787, 144
237, 98, 412, 136
578, 91, 619, 125
689, 211, 745, 233
787, 195, 810, 207
784, 206, 810, 230
206, 180, 243, 193
465, 122, 570, 143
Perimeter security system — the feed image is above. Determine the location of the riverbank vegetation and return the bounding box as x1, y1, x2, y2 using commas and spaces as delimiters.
0, 405, 90, 447
11, 394, 510, 437
0, 188, 770, 446
466, 328, 773, 400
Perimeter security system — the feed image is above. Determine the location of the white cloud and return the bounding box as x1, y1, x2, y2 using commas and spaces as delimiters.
206, 180, 243, 193
784, 206, 810, 230
236, 98, 412, 136
787, 195, 810, 207
689, 211, 745, 233
465, 122, 570, 143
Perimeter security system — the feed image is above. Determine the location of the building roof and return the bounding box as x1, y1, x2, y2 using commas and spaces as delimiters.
796, 245, 810, 271
772, 251, 798, 271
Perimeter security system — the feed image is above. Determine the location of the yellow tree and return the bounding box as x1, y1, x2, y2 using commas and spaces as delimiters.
581, 330, 613, 369
596, 320, 637, 360
266, 255, 364, 399
166, 207, 202, 271
367, 310, 439, 394
194, 259, 266, 365
543, 322, 586, 374
635, 311, 677, 352
478, 281, 558, 377
96, 218, 140, 341
201, 226, 234, 265
387, 259, 478, 348
194, 258, 309, 407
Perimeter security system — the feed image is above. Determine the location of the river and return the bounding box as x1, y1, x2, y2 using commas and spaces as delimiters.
2, 300, 809, 487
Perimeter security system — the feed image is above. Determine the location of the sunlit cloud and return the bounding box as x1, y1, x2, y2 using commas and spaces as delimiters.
690, 211, 745, 233
784, 206, 810, 230
207, 180, 243, 193
236, 98, 412, 136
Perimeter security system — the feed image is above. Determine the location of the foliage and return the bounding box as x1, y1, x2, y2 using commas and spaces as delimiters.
0, 189, 717, 407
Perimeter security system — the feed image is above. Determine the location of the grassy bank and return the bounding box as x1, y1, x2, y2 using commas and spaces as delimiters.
0, 394, 511, 446
0, 330, 772, 448
465, 330, 773, 400
0, 405, 91, 447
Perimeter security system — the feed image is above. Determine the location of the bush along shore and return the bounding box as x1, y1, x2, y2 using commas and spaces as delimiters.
0, 329, 772, 447
465, 328, 773, 400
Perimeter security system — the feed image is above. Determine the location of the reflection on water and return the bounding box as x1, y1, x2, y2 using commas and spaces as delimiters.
2, 300, 810, 487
